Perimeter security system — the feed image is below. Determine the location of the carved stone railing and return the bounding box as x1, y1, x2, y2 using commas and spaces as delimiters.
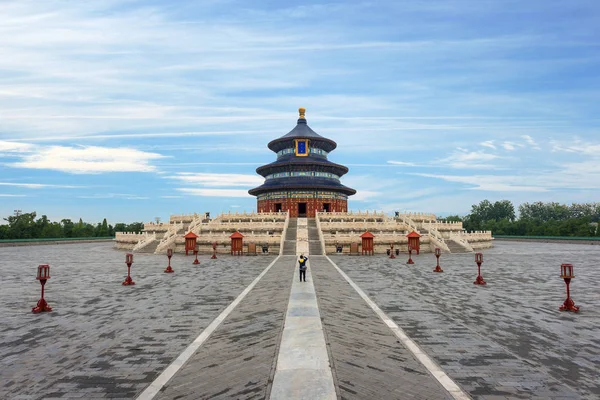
279, 211, 290, 256
132, 232, 157, 252
155, 222, 183, 254
424, 223, 450, 252
398, 214, 420, 233
449, 232, 474, 252
315, 212, 327, 255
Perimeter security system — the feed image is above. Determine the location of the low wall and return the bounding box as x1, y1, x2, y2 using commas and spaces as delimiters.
0, 237, 114, 247
494, 236, 600, 245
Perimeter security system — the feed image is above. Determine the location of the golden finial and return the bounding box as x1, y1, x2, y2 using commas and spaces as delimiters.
299, 107, 306, 119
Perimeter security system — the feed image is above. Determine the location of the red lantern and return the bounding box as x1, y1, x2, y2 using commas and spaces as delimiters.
123, 253, 135, 285
559, 264, 579, 312
475, 253, 483, 264
32, 264, 52, 313
193, 245, 200, 265
433, 247, 443, 272
211, 241, 218, 259
406, 244, 414, 265
389, 243, 396, 259
474, 252, 486, 285
164, 248, 174, 273
36, 264, 50, 280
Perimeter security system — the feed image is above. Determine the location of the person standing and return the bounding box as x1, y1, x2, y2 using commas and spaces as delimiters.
298, 254, 308, 282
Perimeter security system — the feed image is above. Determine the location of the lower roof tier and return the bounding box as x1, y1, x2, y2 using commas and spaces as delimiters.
256, 156, 349, 177
248, 176, 356, 196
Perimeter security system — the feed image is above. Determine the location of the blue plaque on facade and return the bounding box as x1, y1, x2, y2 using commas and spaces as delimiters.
295, 139, 309, 156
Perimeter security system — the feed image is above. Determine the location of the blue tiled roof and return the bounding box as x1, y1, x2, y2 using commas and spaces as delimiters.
268, 118, 337, 153
248, 176, 356, 196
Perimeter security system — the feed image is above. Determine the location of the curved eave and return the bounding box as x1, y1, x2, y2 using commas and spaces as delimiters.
256, 158, 349, 177
268, 137, 337, 153
248, 178, 356, 197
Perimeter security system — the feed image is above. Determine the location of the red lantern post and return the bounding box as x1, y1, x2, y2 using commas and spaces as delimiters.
122, 253, 135, 285
433, 247, 443, 272
406, 244, 414, 265
559, 264, 579, 312
473, 252, 486, 285
211, 241, 218, 259
193, 245, 200, 265
32, 264, 52, 313
164, 248, 174, 273
389, 243, 396, 259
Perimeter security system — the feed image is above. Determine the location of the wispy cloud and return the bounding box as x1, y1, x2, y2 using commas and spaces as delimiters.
522, 135, 541, 150
0, 182, 83, 189
438, 148, 502, 169
9, 146, 165, 174
387, 160, 417, 167
480, 140, 496, 150
176, 188, 253, 198
171, 173, 263, 187
0, 141, 33, 153
502, 142, 516, 151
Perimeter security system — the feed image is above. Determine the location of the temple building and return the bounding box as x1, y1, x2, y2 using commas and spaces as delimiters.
249, 108, 356, 217
114, 107, 493, 255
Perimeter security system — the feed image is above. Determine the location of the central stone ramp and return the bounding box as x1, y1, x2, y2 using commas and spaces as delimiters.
309, 256, 454, 399
154, 256, 295, 400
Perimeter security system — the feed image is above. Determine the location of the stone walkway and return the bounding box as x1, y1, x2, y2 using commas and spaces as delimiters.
270, 258, 336, 400
1, 241, 599, 399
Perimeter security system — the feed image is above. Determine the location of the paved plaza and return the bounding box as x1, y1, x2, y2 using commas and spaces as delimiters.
1, 241, 599, 399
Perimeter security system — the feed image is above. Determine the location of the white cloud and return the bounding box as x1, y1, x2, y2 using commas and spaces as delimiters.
502, 142, 516, 151
0, 194, 27, 197
438, 148, 501, 169
415, 173, 549, 192
521, 135, 541, 150
0, 182, 83, 189
171, 173, 263, 187
352, 190, 381, 201
176, 188, 253, 198
0, 141, 33, 153
387, 160, 417, 166
480, 140, 496, 149
9, 146, 165, 174
551, 139, 600, 157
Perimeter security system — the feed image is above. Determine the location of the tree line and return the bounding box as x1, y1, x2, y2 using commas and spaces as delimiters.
0, 211, 144, 240
441, 200, 600, 237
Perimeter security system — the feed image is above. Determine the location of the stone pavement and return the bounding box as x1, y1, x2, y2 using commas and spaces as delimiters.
1, 241, 599, 399
270, 258, 336, 400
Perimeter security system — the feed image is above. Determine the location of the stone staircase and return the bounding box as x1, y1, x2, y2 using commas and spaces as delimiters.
447, 236, 474, 253
282, 218, 297, 255
307, 218, 323, 255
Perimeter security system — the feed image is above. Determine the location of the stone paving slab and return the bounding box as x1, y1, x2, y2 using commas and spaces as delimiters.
330, 241, 600, 399
0, 243, 276, 400
311, 255, 454, 400
154, 256, 295, 400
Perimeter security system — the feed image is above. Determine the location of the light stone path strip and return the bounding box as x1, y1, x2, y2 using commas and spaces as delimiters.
138, 256, 282, 399
269, 259, 337, 400
270, 218, 337, 400
324, 255, 469, 400
153, 256, 296, 400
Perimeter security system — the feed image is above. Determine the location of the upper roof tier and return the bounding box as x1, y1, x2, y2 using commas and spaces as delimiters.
267, 108, 337, 153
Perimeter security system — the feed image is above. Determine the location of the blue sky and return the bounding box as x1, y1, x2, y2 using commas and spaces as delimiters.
1, 0, 599, 224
